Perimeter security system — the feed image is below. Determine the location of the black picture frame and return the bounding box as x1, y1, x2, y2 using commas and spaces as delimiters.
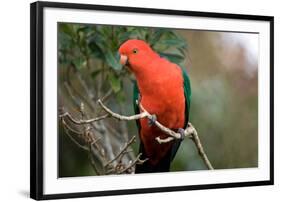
30, 1, 274, 200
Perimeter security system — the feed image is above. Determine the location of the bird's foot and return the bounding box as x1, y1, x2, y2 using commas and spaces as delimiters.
148, 114, 157, 126
177, 128, 185, 140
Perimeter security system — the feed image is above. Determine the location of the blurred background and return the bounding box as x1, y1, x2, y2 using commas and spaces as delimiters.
58, 23, 258, 177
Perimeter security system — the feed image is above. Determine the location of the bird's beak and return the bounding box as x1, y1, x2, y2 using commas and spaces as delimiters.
120, 54, 128, 66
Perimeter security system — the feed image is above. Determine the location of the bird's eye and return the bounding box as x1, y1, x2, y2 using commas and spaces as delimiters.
132, 48, 138, 54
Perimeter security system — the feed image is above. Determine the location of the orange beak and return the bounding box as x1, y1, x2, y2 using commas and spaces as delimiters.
120, 54, 128, 66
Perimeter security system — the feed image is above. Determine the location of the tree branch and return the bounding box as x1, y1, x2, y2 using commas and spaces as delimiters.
98, 99, 149, 121
188, 123, 214, 170
97, 99, 214, 170
60, 112, 109, 125
61, 119, 90, 151
116, 153, 148, 174
59, 99, 214, 171
105, 136, 136, 167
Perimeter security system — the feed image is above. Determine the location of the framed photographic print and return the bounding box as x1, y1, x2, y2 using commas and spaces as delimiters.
30, 1, 274, 200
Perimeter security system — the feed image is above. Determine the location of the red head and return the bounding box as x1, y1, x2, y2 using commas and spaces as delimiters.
118, 39, 159, 74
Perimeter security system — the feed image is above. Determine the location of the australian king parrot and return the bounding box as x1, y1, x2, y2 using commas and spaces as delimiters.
118, 39, 191, 173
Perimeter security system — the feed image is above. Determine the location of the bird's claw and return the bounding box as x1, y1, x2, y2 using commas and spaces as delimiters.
148, 114, 157, 126
177, 128, 185, 140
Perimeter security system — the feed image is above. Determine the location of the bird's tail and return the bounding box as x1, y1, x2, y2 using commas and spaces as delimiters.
135, 139, 182, 173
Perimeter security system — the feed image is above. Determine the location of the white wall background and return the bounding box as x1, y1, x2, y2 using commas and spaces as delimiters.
0, 0, 279, 201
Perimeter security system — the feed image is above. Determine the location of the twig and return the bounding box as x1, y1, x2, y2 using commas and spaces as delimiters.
61, 119, 90, 151
60, 112, 109, 125
155, 136, 175, 144
98, 99, 188, 141
97, 99, 214, 170
61, 118, 84, 135
63, 82, 80, 107
60, 99, 214, 170
188, 123, 214, 170
67, 64, 96, 110
89, 153, 102, 175
105, 136, 136, 167
76, 72, 95, 101
98, 99, 149, 121
116, 153, 148, 174
138, 103, 188, 140
100, 89, 113, 103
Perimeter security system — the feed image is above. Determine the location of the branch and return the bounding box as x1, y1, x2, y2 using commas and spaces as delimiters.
97, 99, 214, 170
98, 99, 191, 141
105, 136, 136, 167
60, 99, 214, 170
188, 123, 214, 170
116, 153, 148, 174
60, 112, 109, 125
98, 99, 189, 141
138, 103, 191, 140
61, 119, 90, 151
98, 99, 149, 121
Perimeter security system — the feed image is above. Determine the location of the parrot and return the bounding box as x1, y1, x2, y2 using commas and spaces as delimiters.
118, 39, 191, 173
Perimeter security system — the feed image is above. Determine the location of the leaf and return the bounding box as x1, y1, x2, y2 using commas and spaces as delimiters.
89, 33, 107, 50
77, 26, 92, 35
150, 28, 169, 46
73, 57, 85, 69
96, 26, 112, 38
119, 32, 133, 44
127, 29, 142, 40
104, 51, 122, 70
91, 69, 102, 79
58, 32, 73, 50
159, 52, 185, 64
158, 39, 187, 48
108, 73, 121, 93
178, 47, 187, 56
88, 36, 104, 59
59, 24, 74, 37
135, 27, 148, 39
116, 90, 126, 103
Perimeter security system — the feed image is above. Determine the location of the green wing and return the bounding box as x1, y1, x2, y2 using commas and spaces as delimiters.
133, 81, 141, 132
170, 68, 191, 162
182, 68, 191, 127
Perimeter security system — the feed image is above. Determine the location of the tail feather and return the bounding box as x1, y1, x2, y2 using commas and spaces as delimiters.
135, 140, 182, 173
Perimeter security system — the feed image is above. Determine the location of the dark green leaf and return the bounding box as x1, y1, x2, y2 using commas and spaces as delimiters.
178, 47, 187, 56
159, 52, 185, 64
88, 37, 104, 59
104, 51, 122, 70
77, 26, 92, 35
116, 90, 126, 103
96, 26, 112, 38
158, 39, 187, 48
73, 57, 85, 70
108, 73, 121, 93
150, 28, 174, 46
91, 69, 102, 79
59, 24, 74, 37
119, 32, 132, 44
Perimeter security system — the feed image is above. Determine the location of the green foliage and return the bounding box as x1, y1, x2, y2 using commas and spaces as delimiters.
58, 23, 188, 95
108, 73, 121, 93
58, 23, 189, 176
58, 23, 189, 117
59, 23, 259, 176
